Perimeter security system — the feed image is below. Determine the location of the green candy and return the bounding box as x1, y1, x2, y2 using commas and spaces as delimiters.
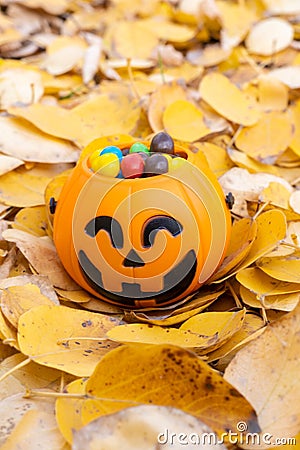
129, 142, 150, 155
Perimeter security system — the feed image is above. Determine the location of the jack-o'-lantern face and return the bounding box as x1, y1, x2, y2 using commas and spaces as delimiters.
53, 138, 231, 308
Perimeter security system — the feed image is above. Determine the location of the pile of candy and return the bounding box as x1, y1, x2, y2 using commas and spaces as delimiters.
88, 132, 186, 178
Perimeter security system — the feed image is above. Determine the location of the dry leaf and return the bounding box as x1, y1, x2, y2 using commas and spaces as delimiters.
73, 405, 226, 450
246, 18, 294, 56
0, 68, 43, 108
163, 100, 210, 142
1, 283, 58, 328
148, 81, 187, 132
17, 304, 120, 376
0, 116, 79, 163
258, 254, 300, 283
237, 267, 300, 296
224, 303, 300, 447
235, 110, 293, 164
0, 155, 23, 176
80, 344, 259, 436
199, 72, 260, 126
2, 229, 78, 290
107, 323, 219, 349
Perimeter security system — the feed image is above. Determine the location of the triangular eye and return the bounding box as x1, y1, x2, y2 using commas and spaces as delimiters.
142, 216, 183, 248
84, 216, 123, 248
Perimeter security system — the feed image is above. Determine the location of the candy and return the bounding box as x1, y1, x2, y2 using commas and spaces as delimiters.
121, 153, 145, 178
129, 142, 150, 155
90, 153, 120, 177
100, 145, 123, 161
89, 148, 102, 165
150, 132, 174, 154
144, 154, 168, 176
170, 156, 186, 171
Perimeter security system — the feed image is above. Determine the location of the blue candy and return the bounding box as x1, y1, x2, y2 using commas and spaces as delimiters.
100, 146, 123, 161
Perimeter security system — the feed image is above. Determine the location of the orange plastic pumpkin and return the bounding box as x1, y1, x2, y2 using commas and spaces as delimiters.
52, 135, 231, 309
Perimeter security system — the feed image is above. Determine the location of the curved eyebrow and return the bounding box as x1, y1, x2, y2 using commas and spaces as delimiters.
84, 216, 123, 248
143, 216, 182, 248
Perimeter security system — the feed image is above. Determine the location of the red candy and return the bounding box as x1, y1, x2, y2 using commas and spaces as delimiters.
120, 153, 145, 178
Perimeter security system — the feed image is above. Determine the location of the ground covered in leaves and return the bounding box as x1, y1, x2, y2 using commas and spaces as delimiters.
0, 0, 300, 448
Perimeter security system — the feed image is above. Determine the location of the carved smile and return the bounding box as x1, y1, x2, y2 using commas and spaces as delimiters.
78, 249, 197, 307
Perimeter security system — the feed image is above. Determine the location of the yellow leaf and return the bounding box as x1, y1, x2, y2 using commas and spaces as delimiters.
12, 206, 48, 237
259, 182, 291, 209
207, 312, 265, 364
268, 66, 300, 89
237, 267, 300, 295
0, 392, 57, 447
19, 0, 69, 15
258, 255, 300, 283
148, 81, 187, 132
263, 0, 300, 15
0, 155, 23, 176
56, 378, 87, 444
151, 61, 203, 84
81, 344, 259, 437
106, 21, 159, 59
211, 217, 257, 282
0, 167, 50, 207
0, 116, 79, 163
163, 100, 210, 142
9, 94, 141, 147
199, 73, 260, 126
235, 111, 293, 164
2, 229, 79, 290
227, 148, 279, 176
17, 304, 120, 376
107, 323, 218, 349
216, 0, 258, 48
73, 405, 226, 450
246, 18, 294, 56
0, 311, 18, 349
290, 100, 300, 156
0, 68, 43, 108
216, 210, 287, 280
1, 284, 58, 328
43, 36, 87, 76
141, 18, 196, 43
258, 75, 289, 111
240, 286, 300, 312
1, 409, 67, 450
194, 142, 234, 178
224, 303, 300, 445
180, 310, 246, 354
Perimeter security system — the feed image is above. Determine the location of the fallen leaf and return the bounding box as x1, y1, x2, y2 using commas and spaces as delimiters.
56, 378, 87, 444
0, 116, 79, 163
240, 286, 300, 312
17, 304, 120, 376
235, 110, 293, 164
224, 303, 300, 447
245, 18, 294, 56
163, 100, 210, 142
80, 344, 260, 437
180, 309, 246, 354
148, 81, 187, 132
0, 68, 43, 108
107, 323, 218, 349
257, 254, 300, 283
1, 409, 67, 450
12, 206, 48, 237
1, 283, 59, 328
199, 72, 260, 126
0, 392, 58, 447
0, 167, 51, 207
2, 229, 79, 290
0, 155, 23, 176
237, 266, 300, 296
73, 405, 226, 450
